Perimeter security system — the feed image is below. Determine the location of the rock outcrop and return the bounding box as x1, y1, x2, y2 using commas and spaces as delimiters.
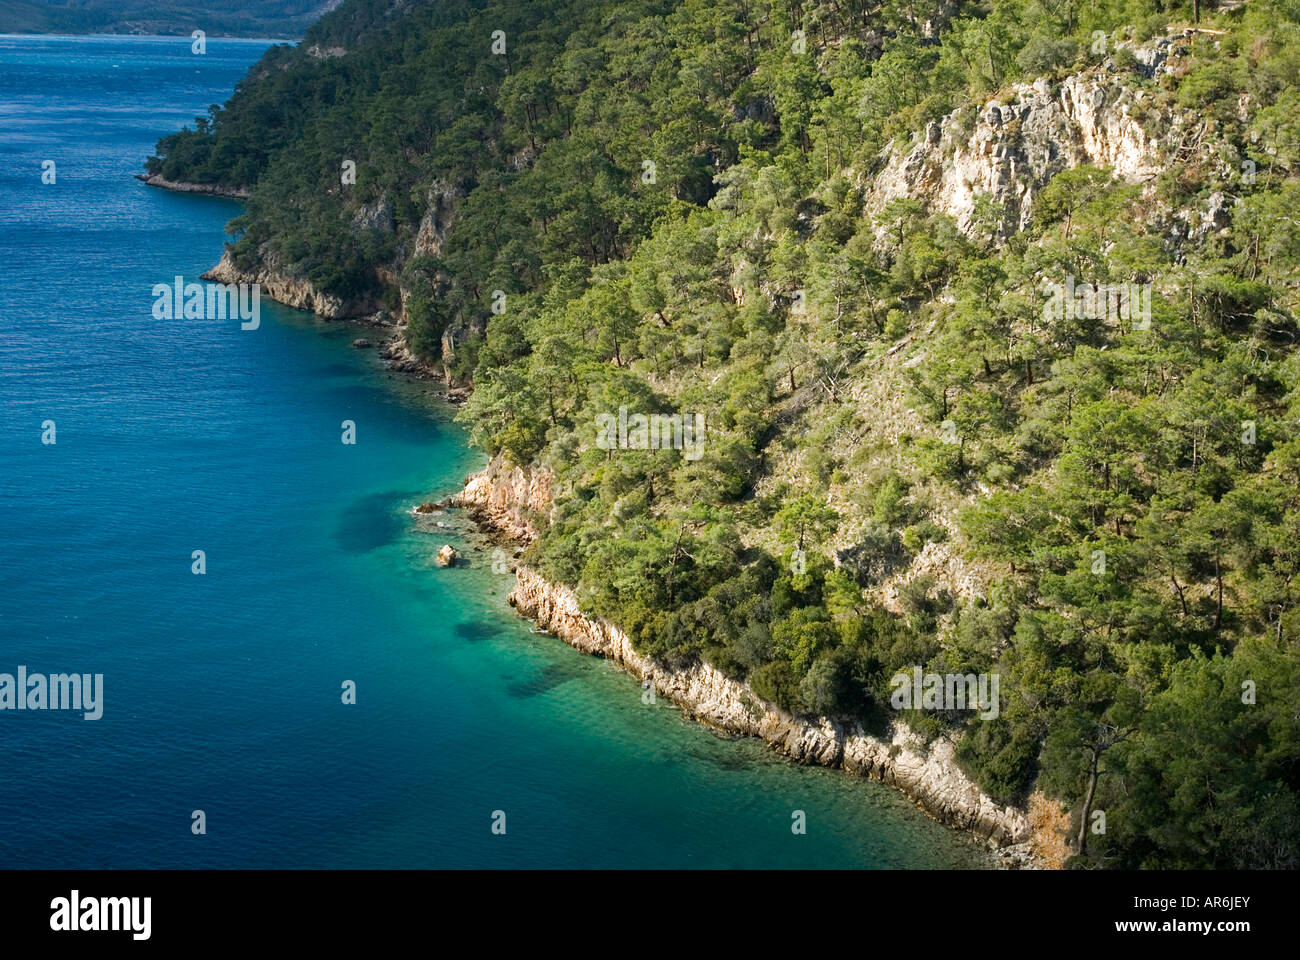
378, 336, 442, 379
136, 172, 249, 200
305, 44, 347, 60
139, 174, 383, 320
202, 248, 378, 320
865, 69, 1175, 239
453, 457, 554, 542
413, 180, 465, 260
436, 544, 459, 567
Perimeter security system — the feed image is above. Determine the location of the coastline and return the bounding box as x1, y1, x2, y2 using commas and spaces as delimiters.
204, 244, 452, 387
139, 169, 1055, 869
135, 172, 249, 199
140, 172, 457, 388
452, 459, 1059, 869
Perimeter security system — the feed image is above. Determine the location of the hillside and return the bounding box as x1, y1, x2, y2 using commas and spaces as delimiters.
147, 0, 1300, 869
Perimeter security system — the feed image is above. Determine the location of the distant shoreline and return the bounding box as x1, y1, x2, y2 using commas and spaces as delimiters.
135, 172, 249, 200
0, 33, 296, 42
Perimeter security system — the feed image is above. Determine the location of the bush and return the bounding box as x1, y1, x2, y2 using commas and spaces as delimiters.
955, 717, 1040, 806
799, 656, 846, 715
1016, 34, 1081, 76
749, 661, 800, 712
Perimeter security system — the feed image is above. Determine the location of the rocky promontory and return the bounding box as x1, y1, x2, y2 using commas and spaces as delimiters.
201, 248, 377, 320
136, 172, 249, 200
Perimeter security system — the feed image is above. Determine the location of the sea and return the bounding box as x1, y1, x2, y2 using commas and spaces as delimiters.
0, 33, 985, 868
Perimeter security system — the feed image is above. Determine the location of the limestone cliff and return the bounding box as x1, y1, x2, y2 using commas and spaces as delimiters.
864, 36, 1207, 239
453, 457, 554, 542
202, 248, 378, 320
412, 180, 465, 260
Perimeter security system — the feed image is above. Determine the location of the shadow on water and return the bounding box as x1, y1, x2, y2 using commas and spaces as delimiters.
314, 363, 361, 379
506, 661, 583, 699
322, 383, 398, 410
321, 381, 448, 443
334, 490, 414, 553
452, 620, 503, 642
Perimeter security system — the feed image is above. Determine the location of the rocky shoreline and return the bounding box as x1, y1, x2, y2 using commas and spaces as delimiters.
453, 459, 1054, 869
135, 172, 249, 200
201, 247, 370, 319
140, 172, 464, 391
203, 248, 461, 390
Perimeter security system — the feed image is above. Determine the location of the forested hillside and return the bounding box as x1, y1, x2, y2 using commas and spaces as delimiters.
148, 0, 1300, 868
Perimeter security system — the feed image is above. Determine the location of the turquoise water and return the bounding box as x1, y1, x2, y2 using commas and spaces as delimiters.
0, 34, 985, 868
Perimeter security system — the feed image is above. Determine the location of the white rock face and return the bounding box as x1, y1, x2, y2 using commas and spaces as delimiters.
508, 564, 1032, 846
866, 72, 1173, 238
454, 458, 554, 542
413, 181, 466, 260
203, 248, 377, 320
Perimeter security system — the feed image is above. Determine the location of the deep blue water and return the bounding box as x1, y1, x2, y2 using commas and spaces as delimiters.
0, 34, 984, 868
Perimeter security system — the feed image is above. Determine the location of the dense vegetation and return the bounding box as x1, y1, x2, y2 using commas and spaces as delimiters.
149, 0, 1300, 869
